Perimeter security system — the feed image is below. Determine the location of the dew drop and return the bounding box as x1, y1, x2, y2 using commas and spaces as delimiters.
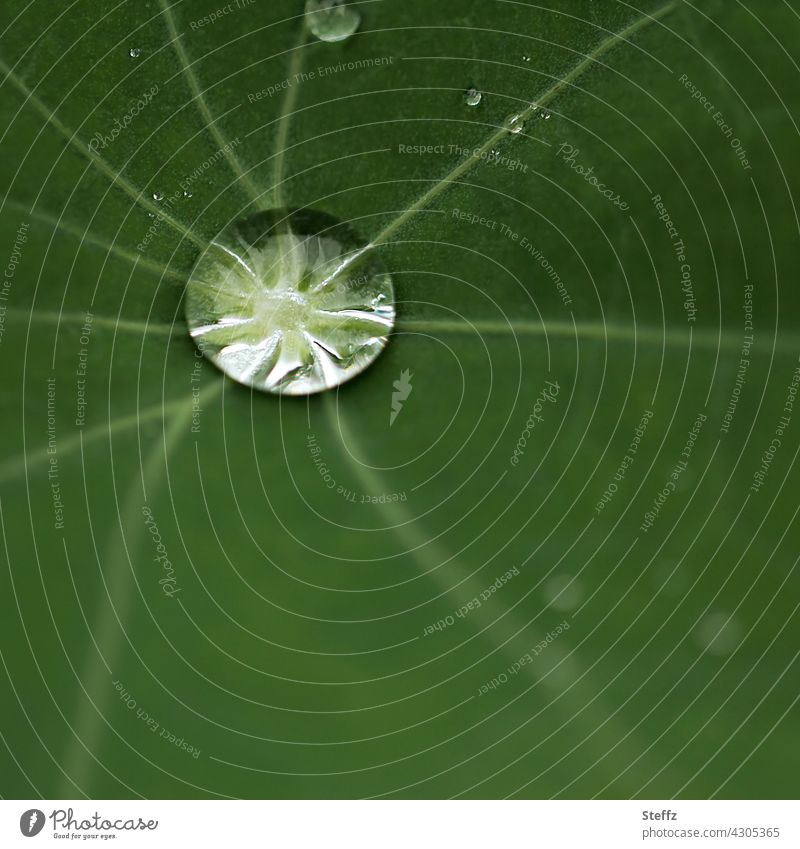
305, 0, 360, 43
129, 47, 141, 58
185, 208, 395, 395
183, 190, 193, 198
152, 191, 164, 201
522, 55, 531, 62
464, 86, 482, 107
504, 113, 525, 134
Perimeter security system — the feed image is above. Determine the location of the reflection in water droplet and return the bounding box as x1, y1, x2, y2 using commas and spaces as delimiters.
464, 87, 482, 107
185, 208, 395, 396
305, 0, 360, 43
695, 612, 743, 656
504, 113, 525, 134
129, 47, 141, 58
543, 574, 583, 612
152, 191, 164, 201
183, 190, 193, 198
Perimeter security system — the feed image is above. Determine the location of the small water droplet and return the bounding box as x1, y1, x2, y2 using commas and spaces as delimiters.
504, 113, 525, 134
186, 208, 395, 395
183, 190, 192, 198
147, 212, 155, 219
152, 191, 163, 201
305, 0, 360, 43
464, 86, 482, 107
129, 47, 141, 58
543, 574, 583, 612
522, 55, 531, 62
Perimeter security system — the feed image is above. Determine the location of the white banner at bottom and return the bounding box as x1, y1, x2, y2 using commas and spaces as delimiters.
2, 800, 796, 848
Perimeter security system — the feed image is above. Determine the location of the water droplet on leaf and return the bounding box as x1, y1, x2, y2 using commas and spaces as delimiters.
464, 86, 482, 107
183, 190, 193, 198
129, 47, 141, 58
185, 208, 395, 396
152, 191, 163, 201
305, 0, 360, 43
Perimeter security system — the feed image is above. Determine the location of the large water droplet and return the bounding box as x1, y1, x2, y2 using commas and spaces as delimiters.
305, 0, 360, 43
152, 190, 164, 201
504, 113, 525, 134
186, 208, 395, 396
464, 87, 482, 107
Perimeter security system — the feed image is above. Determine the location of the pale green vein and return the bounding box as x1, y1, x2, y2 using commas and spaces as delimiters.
0, 385, 220, 487
350, 0, 679, 263
158, 0, 262, 203
272, 24, 309, 207
5, 309, 180, 337
0, 56, 206, 250
0, 196, 185, 282
398, 318, 800, 353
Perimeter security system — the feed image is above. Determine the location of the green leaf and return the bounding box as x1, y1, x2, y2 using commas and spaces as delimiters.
1, 0, 799, 799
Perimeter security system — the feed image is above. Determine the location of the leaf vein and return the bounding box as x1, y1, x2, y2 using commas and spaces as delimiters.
369, 0, 680, 251
0, 56, 205, 249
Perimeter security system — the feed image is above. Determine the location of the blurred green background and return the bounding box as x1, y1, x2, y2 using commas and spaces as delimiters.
1, 0, 799, 798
